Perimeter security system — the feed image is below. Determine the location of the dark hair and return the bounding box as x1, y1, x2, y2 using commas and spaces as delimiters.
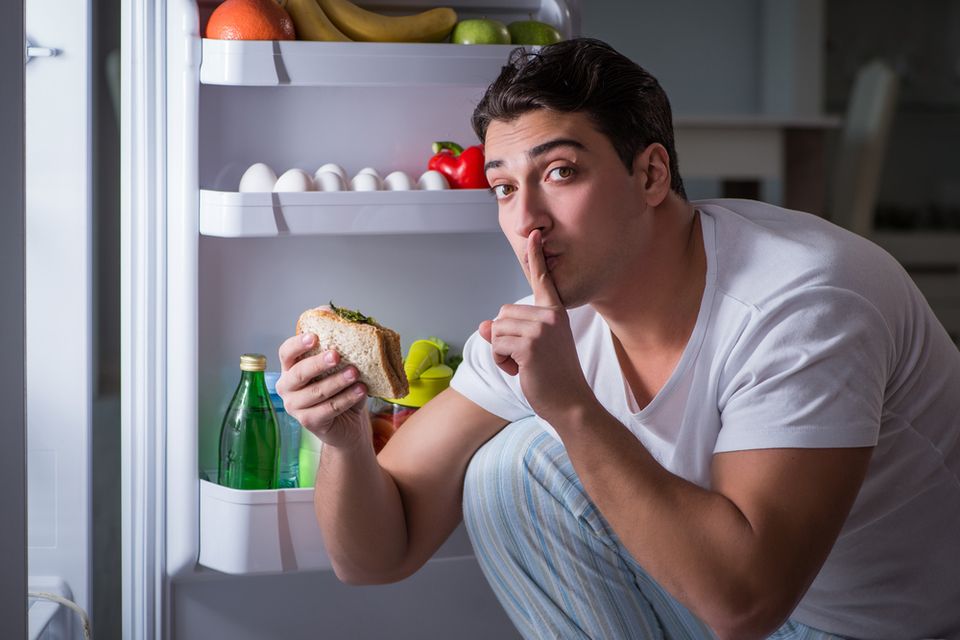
472, 38, 686, 200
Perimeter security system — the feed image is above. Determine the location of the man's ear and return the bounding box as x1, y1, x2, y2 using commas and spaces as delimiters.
633, 143, 672, 207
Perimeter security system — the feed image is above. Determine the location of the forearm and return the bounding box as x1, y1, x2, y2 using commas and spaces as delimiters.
314, 437, 409, 584
554, 403, 799, 637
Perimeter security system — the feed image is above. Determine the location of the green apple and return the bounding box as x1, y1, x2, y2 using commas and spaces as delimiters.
450, 19, 511, 45
507, 20, 562, 46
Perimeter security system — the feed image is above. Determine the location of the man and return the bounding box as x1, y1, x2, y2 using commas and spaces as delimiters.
277, 39, 960, 640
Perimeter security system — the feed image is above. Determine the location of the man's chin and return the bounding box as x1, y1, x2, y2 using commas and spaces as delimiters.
554, 285, 581, 310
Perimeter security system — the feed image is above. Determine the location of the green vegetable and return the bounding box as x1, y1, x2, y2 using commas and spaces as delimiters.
445, 354, 463, 372
329, 301, 377, 325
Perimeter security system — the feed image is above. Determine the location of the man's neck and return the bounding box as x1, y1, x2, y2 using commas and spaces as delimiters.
590, 198, 706, 408
594, 199, 706, 356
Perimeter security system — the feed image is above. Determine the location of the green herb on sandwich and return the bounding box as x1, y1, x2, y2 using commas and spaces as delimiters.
329, 301, 377, 326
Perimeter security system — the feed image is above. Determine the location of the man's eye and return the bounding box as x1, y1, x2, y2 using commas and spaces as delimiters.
548, 166, 575, 181
491, 184, 516, 199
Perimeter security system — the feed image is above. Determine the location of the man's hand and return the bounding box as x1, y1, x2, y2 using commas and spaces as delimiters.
479, 229, 594, 422
276, 332, 370, 450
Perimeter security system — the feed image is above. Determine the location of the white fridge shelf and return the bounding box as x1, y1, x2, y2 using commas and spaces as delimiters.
200, 39, 521, 87
199, 480, 331, 574
199, 188, 500, 237
198, 479, 476, 575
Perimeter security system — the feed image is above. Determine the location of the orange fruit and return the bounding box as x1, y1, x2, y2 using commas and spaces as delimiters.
206, 0, 296, 41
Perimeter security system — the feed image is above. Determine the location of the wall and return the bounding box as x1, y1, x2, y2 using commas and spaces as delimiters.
581, 0, 764, 115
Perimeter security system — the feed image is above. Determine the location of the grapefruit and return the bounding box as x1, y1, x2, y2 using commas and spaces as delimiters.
206, 0, 296, 40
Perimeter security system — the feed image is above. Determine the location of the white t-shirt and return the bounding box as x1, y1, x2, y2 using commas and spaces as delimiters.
451, 199, 960, 639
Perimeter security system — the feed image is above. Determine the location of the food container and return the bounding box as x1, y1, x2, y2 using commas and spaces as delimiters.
368, 337, 454, 453
369, 398, 419, 453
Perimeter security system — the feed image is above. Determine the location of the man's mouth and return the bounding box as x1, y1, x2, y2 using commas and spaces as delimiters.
525, 250, 559, 266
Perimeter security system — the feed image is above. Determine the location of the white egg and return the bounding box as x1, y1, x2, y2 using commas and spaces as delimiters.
417, 170, 449, 191
238, 162, 277, 192
315, 163, 347, 183
356, 167, 381, 180
273, 168, 316, 192
383, 171, 414, 191
350, 172, 382, 191
314, 171, 346, 192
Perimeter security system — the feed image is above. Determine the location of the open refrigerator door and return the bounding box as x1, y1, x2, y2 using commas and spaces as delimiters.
123, 0, 579, 637
24, 0, 95, 636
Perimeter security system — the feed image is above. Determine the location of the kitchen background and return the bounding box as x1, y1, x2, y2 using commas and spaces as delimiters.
25, 0, 960, 637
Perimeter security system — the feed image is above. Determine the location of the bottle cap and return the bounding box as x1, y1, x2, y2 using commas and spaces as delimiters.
240, 353, 267, 372
264, 371, 281, 394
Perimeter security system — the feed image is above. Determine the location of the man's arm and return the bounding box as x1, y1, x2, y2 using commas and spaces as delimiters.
556, 402, 872, 639
314, 387, 507, 584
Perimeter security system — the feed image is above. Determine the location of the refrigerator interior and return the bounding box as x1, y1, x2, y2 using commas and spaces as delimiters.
156, 0, 580, 637
196, 83, 531, 471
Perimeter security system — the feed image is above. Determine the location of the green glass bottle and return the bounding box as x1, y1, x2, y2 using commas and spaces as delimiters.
217, 353, 279, 490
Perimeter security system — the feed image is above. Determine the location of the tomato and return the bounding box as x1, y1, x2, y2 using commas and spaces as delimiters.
392, 407, 417, 429
372, 432, 391, 454
370, 404, 419, 452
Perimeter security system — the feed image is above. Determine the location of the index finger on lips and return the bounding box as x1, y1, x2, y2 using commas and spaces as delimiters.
526, 229, 562, 308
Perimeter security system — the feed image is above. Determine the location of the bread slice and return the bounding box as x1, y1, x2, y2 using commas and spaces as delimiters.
296, 306, 409, 400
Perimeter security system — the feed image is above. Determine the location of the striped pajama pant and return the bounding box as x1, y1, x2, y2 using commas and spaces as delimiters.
462, 417, 843, 640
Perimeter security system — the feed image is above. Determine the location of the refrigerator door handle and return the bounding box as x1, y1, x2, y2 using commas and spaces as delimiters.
24, 38, 60, 63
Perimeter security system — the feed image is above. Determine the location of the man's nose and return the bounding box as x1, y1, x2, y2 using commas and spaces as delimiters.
513, 187, 551, 238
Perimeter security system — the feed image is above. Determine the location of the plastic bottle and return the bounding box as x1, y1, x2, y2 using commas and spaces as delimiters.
298, 427, 323, 488
265, 371, 301, 489
218, 354, 279, 490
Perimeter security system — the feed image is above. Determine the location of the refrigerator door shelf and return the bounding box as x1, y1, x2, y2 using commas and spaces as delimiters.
200, 39, 523, 88
199, 479, 330, 574
198, 479, 476, 575
199, 188, 500, 237
197, 0, 579, 87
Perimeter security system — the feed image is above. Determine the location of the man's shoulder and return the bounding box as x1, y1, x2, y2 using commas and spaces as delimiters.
696, 199, 908, 312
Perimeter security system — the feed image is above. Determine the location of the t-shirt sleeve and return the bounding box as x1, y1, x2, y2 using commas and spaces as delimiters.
715, 286, 892, 453
450, 329, 534, 422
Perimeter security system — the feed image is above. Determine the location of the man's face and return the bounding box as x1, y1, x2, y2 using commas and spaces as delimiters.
483, 109, 647, 309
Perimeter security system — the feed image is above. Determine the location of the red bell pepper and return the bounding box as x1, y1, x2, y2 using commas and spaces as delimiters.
428, 141, 489, 189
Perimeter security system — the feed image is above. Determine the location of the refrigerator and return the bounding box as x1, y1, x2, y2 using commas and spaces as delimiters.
117, 0, 581, 638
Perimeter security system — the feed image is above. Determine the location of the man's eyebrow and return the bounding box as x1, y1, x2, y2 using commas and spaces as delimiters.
529, 138, 587, 158
484, 138, 588, 172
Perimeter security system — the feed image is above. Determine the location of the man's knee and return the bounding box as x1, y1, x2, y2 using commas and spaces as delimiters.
463, 417, 547, 523
463, 417, 607, 538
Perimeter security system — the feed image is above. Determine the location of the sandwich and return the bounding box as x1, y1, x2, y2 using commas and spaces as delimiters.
296, 302, 409, 400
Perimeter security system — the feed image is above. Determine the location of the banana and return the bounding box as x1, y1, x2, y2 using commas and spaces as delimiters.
315, 0, 457, 43
283, 0, 353, 41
